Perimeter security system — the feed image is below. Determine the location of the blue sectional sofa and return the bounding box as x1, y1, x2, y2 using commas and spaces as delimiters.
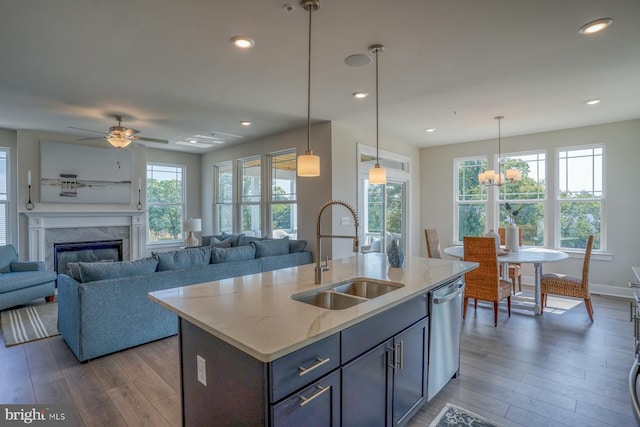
57, 238, 312, 362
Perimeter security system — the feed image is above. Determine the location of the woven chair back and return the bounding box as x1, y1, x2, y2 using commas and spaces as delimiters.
463, 236, 500, 301
425, 228, 441, 259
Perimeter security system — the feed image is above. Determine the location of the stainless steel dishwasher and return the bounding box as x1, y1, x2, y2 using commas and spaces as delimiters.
427, 276, 465, 401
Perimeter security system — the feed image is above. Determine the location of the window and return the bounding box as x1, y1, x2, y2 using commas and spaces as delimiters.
454, 158, 487, 241
498, 152, 546, 246
0, 149, 8, 245
214, 162, 233, 233
358, 145, 410, 254
239, 156, 261, 237
146, 163, 185, 243
558, 147, 603, 250
269, 150, 297, 239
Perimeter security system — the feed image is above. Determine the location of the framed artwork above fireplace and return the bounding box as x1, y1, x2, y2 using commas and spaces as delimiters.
40, 141, 132, 204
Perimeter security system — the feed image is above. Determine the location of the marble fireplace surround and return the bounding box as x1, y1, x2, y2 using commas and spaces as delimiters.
24, 209, 146, 270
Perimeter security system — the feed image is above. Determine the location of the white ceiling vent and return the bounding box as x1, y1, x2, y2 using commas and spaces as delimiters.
175, 132, 242, 148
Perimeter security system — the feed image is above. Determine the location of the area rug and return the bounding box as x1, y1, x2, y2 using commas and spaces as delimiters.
429, 403, 504, 427
1, 302, 59, 347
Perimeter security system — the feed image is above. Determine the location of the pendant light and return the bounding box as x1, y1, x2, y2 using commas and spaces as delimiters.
297, 0, 321, 177
368, 44, 386, 185
478, 116, 521, 186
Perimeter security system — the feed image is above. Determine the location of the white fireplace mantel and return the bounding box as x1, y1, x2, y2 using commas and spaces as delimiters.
22, 208, 146, 262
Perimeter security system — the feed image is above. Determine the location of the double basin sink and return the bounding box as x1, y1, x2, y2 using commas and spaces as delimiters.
291, 279, 404, 310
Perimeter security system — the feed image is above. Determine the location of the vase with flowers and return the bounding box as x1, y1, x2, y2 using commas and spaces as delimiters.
505, 202, 521, 252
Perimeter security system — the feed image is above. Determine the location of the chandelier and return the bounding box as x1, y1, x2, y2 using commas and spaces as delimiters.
478, 116, 521, 186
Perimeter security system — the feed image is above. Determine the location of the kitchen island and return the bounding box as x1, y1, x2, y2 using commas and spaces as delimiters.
149, 253, 477, 426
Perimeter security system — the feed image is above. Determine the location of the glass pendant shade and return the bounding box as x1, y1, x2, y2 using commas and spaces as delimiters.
369, 164, 386, 184
107, 137, 131, 148
298, 150, 320, 177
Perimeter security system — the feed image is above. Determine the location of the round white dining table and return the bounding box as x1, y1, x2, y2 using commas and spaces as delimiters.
443, 245, 568, 315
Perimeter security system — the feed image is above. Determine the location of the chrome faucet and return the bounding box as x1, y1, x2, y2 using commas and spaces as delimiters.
315, 200, 359, 284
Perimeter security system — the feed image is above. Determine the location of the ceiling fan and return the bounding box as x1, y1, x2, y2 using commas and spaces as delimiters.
69, 115, 169, 148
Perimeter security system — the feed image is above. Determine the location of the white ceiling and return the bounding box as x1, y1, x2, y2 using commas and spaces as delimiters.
1, 0, 639, 153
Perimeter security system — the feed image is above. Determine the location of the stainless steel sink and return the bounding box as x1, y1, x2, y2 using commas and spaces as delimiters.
291, 279, 404, 310
293, 291, 367, 310
331, 280, 404, 299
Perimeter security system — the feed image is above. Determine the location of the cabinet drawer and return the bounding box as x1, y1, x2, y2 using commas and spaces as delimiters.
341, 292, 428, 363
271, 369, 341, 427
270, 333, 340, 403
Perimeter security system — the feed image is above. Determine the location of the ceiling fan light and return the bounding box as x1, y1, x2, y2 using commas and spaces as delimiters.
369, 164, 387, 185
230, 36, 255, 48
107, 136, 131, 148
297, 150, 320, 177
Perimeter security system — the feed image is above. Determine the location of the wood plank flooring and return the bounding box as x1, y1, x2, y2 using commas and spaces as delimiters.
0, 288, 636, 426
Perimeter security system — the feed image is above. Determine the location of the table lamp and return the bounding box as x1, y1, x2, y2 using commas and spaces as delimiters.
183, 218, 201, 247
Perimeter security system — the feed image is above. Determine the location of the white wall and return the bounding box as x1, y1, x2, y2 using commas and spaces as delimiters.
420, 119, 640, 297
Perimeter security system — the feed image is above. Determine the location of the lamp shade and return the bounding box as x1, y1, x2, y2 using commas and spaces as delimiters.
297, 151, 320, 177
107, 137, 131, 148
183, 218, 201, 232
369, 164, 387, 185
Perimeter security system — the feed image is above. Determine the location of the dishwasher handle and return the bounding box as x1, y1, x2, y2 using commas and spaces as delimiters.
432, 282, 465, 304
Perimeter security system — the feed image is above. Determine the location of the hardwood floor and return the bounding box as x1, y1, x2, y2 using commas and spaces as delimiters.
0, 289, 635, 426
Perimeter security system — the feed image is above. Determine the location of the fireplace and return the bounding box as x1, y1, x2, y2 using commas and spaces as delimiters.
54, 239, 123, 276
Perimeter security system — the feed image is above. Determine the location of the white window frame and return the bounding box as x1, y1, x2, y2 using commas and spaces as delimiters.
213, 161, 234, 234
146, 162, 186, 245
453, 156, 488, 244
268, 149, 297, 239
0, 148, 10, 245
237, 155, 263, 237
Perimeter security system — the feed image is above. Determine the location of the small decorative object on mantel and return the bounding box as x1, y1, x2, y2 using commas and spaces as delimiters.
25, 170, 34, 210
136, 178, 143, 210
387, 238, 404, 268
505, 202, 520, 252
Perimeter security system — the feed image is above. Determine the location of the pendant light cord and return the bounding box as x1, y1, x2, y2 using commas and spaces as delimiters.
496, 115, 503, 174
375, 48, 380, 166
306, 5, 312, 153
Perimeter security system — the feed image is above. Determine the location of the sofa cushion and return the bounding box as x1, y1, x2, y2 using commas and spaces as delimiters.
289, 240, 307, 253
211, 245, 256, 264
67, 262, 82, 281
251, 237, 289, 258
210, 237, 233, 248
0, 245, 18, 273
238, 235, 265, 246
153, 247, 212, 271
78, 257, 159, 283
0, 271, 57, 293
220, 232, 244, 247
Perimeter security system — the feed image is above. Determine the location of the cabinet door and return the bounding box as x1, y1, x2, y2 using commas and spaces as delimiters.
272, 369, 340, 427
342, 338, 393, 427
392, 318, 428, 426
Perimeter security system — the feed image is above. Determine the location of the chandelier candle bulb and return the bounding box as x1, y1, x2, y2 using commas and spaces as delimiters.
28, 171, 31, 186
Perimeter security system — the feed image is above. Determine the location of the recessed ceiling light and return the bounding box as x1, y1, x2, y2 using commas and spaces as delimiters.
240, 121, 252, 126
425, 128, 436, 133
352, 91, 368, 99
584, 98, 601, 105
189, 139, 198, 144
578, 18, 613, 35
230, 36, 255, 48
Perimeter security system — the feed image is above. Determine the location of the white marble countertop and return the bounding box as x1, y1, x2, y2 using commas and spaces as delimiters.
149, 253, 477, 362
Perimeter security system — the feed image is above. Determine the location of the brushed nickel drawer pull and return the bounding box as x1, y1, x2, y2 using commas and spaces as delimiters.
298, 357, 330, 376
299, 385, 329, 407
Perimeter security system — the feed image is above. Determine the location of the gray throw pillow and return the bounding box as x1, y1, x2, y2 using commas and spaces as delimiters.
289, 240, 307, 253
67, 262, 82, 281
220, 232, 244, 247
211, 245, 256, 264
210, 237, 233, 248
153, 247, 212, 271
78, 257, 159, 283
251, 237, 290, 258
238, 235, 263, 246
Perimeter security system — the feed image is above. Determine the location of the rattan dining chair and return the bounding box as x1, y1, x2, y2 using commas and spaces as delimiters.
541, 234, 594, 321
498, 227, 523, 294
425, 228, 441, 259
463, 236, 512, 327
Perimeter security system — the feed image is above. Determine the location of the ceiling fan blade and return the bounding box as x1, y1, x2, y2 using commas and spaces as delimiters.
69, 126, 105, 135
133, 136, 169, 144
77, 136, 107, 141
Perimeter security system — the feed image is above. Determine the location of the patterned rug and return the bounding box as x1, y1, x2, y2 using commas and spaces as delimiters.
0, 302, 59, 347
429, 403, 504, 427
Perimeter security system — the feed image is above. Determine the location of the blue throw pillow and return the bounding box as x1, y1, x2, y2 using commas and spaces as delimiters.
238, 235, 263, 246
220, 232, 244, 247
211, 245, 256, 264
210, 237, 233, 248
289, 240, 307, 253
201, 235, 215, 246
78, 257, 159, 283
153, 247, 212, 271
251, 237, 290, 258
